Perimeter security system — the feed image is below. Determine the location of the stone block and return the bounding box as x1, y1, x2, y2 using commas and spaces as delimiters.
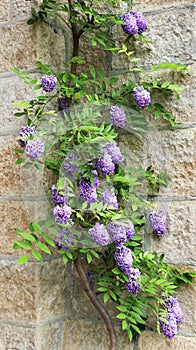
0, 200, 50, 255
138, 331, 196, 350
35, 321, 62, 350
12, 0, 40, 20
36, 22, 66, 71
0, 324, 35, 350
134, 0, 195, 12
62, 319, 134, 350
36, 258, 66, 322
0, 0, 8, 22
0, 24, 37, 73
146, 128, 196, 197
0, 75, 38, 133
0, 260, 37, 322
148, 201, 196, 264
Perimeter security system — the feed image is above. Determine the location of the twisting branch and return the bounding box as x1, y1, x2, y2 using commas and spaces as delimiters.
74, 253, 117, 350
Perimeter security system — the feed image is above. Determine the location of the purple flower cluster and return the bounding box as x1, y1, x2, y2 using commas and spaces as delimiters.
126, 268, 141, 294
110, 105, 126, 128
88, 222, 111, 247
149, 210, 167, 237
41, 75, 57, 92
63, 152, 78, 177
160, 296, 183, 339
86, 270, 96, 286
25, 139, 45, 159
114, 245, 133, 275
18, 125, 36, 148
80, 177, 98, 203
102, 142, 124, 165
108, 220, 135, 245
56, 230, 73, 250
120, 13, 138, 35
53, 204, 72, 224
120, 11, 148, 36
58, 96, 68, 110
131, 12, 148, 33
52, 184, 69, 205
101, 188, 118, 210
96, 154, 115, 175
133, 86, 151, 109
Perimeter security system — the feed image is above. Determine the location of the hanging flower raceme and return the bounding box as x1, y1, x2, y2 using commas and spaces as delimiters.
101, 188, 118, 210
53, 204, 72, 224
52, 184, 69, 205
88, 222, 111, 247
95, 154, 115, 175
131, 11, 148, 33
114, 245, 133, 274
160, 314, 178, 340
159, 296, 183, 339
79, 177, 98, 203
18, 125, 36, 148
119, 13, 138, 35
108, 220, 135, 245
126, 267, 141, 294
110, 105, 126, 128
25, 139, 45, 159
56, 230, 73, 251
41, 75, 57, 92
63, 152, 78, 178
133, 86, 151, 109
102, 142, 124, 164
149, 210, 167, 237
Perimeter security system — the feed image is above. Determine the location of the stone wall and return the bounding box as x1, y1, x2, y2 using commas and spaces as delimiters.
0, 0, 195, 349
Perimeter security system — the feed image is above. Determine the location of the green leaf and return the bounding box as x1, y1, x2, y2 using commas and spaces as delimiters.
42, 234, 55, 247
32, 249, 42, 261
122, 320, 129, 331
15, 229, 37, 242
63, 254, 68, 265
87, 253, 92, 264
13, 241, 32, 250
89, 65, 96, 79
128, 329, 133, 341
98, 287, 108, 292
17, 254, 29, 265
37, 242, 51, 254
112, 268, 121, 275
131, 324, 141, 334
16, 158, 25, 164
116, 313, 127, 320
30, 222, 43, 234
103, 293, 109, 303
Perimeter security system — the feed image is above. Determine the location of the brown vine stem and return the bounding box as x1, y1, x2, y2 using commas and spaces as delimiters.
74, 253, 117, 350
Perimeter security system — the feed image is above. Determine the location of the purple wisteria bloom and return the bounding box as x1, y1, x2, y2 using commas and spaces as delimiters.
149, 210, 167, 237
41, 75, 57, 92
131, 11, 148, 33
101, 188, 118, 210
63, 152, 78, 177
133, 86, 151, 109
53, 204, 72, 224
96, 154, 115, 175
126, 267, 141, 294
119, 13, 138, 35
88, 222, 111, 247
58, 96, 68, 110
108, 220, 135, 245
18, 125, 36, 148
164, 296, 183, 323
160, 314, 178, 340
86, 271, 96, 286
114, 245, 133, 274
103, 142, 124, 164
25, 139, 45, 159
110, 105, 126, 128
52, 184, 69, 205
80, 177, 98, 203
126, 279, 141, 294
56, 230, 73, 250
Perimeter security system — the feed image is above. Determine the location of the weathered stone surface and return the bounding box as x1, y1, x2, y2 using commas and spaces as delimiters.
0, 0, 8, 22
62, 319, 133, 350
0, 324, 35, 350
36, 22, 66, 70
36, 258, 66, 322
0, 200, 49, 255
0, 24, 37, 73
12, 0, 40, 19
0, 260, 37, 322
146, 128, 196, 196
135, 0, 195, 12
138, 331, 196, 350
35, 321, 62, 350
149, 201, 196, 264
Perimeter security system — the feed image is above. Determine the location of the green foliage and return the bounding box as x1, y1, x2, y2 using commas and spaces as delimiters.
12, 0, 195, 345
